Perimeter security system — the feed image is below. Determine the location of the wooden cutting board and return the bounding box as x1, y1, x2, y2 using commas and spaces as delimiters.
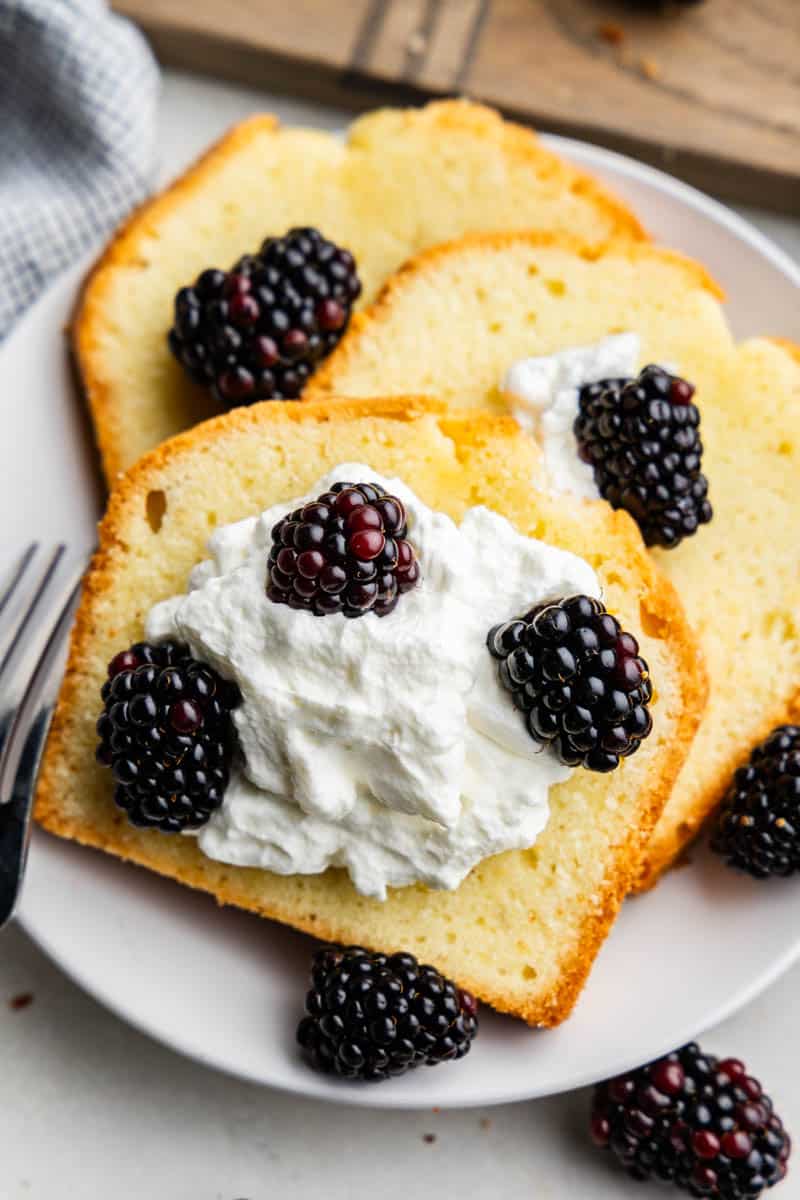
115, 0, 800, 213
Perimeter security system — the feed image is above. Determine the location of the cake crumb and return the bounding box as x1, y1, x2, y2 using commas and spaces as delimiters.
640, 56, 662, 80
422, 1133, 437, 1145
9, 992, 33, 1011
597, 22, 626, 46
480, 1117, 492, 1132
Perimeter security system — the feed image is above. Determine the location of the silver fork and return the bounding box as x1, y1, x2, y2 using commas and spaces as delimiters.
0, 545, 88, 927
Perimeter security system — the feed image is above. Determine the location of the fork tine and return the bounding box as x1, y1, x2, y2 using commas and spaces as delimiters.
0, 544, 37, 622
0, 546, 65, 681
0, 546, 42, 661
0, 547, 78, 769
0, 553, 87, 926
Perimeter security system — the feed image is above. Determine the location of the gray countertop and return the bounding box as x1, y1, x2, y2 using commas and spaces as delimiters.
2, 69, 799, 1200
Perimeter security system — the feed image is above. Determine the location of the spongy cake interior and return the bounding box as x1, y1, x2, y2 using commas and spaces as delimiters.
306, 236, 800, 884
35, 398, 702, 1026
310, 236, 732, 413
74, 100, 644, 480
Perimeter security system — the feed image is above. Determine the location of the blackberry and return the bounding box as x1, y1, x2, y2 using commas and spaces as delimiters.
575, 365, 712, 549
168, 227, 361, 407
297, 946, 478, 1082
592, 1042, 791, 1198
488, 594, 653, 773
711, 726, 800, 879
267, 480, 420, 618
96, 641, 242, 832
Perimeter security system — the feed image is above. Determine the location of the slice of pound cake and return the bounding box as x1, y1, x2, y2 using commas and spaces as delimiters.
305, 233, 800, 887
35, 397, 704, 1026
73, 100, 645, 483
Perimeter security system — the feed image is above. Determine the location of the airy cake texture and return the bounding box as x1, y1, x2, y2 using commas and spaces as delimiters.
35, 397, 704, 1026
72, 99, 644, 482
305, 233, 800, 886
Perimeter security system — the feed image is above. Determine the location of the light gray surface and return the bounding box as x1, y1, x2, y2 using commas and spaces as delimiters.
2, 70, 800, 1200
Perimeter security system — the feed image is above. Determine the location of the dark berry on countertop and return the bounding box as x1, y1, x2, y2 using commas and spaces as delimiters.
592, 1041, 790, 1197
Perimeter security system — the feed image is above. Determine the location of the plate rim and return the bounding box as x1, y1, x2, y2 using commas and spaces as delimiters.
18, 832, 800, 1111
10, 129, 800, 1110
545, 133, 800, 291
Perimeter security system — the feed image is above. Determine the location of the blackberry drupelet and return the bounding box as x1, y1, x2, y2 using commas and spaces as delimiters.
575, 365, 712, 549
591, 1042, 791, 1198
267, 480, 420, 618
488, 594, 653, 773
297, 946, 479, 1082
168, 227, 361, 407
96, 641, 242, 832
711, 726, 800, 880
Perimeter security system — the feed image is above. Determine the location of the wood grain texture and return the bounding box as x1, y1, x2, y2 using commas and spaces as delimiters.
114, 0, 800, 211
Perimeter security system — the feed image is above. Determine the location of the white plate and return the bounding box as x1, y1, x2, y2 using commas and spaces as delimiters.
6, 135, 800, 1110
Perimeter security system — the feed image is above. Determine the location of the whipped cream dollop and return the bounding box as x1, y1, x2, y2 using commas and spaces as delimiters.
502, 333, 642, 499
147, 466, 600, 900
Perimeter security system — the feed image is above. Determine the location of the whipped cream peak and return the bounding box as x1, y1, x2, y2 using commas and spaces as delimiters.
147, 465, 601, 899
502, 333, 642, 499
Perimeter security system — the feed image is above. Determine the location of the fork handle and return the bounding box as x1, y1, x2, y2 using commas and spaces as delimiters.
0, 705, 54, 925
0, 547, 66, 769
0, 564, 85, 927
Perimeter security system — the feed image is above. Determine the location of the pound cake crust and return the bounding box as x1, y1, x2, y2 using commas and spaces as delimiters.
307, 231, 725, 408
73, 99, 645, 484
305, 233, 800, 889
636, 335, 800, 888
35, 396, 704, 1026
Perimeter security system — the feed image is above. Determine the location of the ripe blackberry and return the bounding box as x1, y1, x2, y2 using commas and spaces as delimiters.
168, 227, 361, 407
297, 946, 479, 1082
575, 365, 712, 549
267, 480, 420, 618
96, 641, 242, 832
592, 1042, 791, 1198
488, 594, 653, 773
711, 726, 800, 880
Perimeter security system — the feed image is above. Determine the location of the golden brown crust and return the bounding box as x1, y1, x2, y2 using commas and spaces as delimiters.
348, 99, 648, 246
533, 571, 705, 1021
634, 334, 800, 890
309, 236, 800, 902
770, 338, 800, 366
375, 229, 723, 298
96, 392, 451, 492
635, 692, 800, 891
72, 116, 281, 484
35, 394, 705, 1026
307, 231, 724, 400
72, 99, 647, 484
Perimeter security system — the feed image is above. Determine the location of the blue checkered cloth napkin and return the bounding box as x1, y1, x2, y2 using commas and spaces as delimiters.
0, 0, 159, 338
